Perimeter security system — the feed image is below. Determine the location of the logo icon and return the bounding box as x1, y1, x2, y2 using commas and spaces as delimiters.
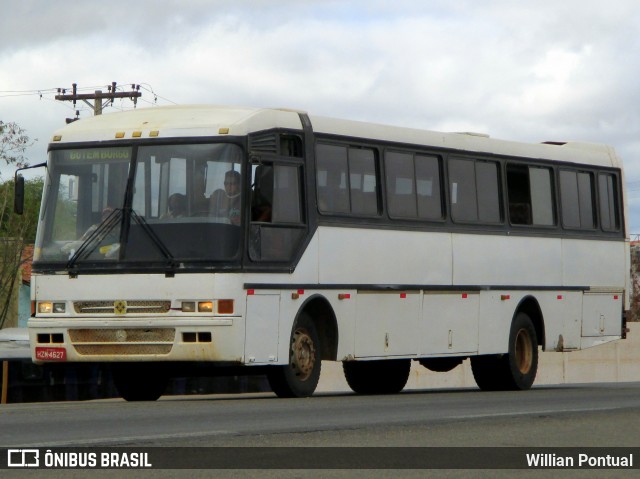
8, 449, 39, 468
114, 300, 127, 315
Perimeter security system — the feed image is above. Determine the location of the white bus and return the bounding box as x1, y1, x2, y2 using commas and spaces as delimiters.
17, 105, 630, 400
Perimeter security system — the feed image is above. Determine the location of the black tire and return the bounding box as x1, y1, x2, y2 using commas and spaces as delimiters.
469, 355, 504, 391
343, 359, 411, 395
268, 313, 321, 398
471, 312, 539, 391
111, 363, 168, 401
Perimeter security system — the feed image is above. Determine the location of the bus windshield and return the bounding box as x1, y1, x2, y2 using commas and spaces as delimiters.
35, 143, 244, 269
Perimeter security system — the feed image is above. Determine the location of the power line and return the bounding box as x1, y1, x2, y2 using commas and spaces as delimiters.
137, 83, 178, 105
55, 82, 142, 117
0, 83, 177, 121
0, 88, 58, 99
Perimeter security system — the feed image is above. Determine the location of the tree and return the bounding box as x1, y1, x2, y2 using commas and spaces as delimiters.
0, 121, 33, 171
0, 177, 43, 240
0, 121, 38, 328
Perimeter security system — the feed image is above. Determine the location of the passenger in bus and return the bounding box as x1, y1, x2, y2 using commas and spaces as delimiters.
162, 193, 187, 219
209, 170, 242, 225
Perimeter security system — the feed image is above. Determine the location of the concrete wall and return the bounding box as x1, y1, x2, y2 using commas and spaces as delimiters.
317, 322, 640, 392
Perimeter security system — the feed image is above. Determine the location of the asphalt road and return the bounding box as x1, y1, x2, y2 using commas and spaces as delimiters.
2, 383, 640, 478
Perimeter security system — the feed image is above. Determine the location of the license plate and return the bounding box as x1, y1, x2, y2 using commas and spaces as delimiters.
35, 347, 67, 361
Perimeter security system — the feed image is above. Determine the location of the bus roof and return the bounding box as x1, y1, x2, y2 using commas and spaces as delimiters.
50, 105, 621, 169
51, 105, 304, 143
308, 115, 621, 169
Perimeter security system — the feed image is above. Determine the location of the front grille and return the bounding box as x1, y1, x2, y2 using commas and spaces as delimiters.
69, 328, 175, 343
73, 300, 171, 314
74, 344, 173, 355
69, 328, 175, 356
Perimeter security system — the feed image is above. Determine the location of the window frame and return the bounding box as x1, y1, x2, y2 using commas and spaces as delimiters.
248, 155, 307, 263
506, 162, 557, 228
315, 141, 381, 218
384, 149, 444, 221
559, 168, 597, 231
597, 171, 622, 233
448, 157, 503, 225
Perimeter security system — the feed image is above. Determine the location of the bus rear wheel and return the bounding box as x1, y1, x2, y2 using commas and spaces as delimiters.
111, 363, 169, 401
343, 359, 411, 395
268, 313, 321, 398
471, 312, 538, 391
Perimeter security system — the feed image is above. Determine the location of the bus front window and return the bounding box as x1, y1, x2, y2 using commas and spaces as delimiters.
35, 143, 245, 268
36, 147, 131, 263
126, 143, 244, 263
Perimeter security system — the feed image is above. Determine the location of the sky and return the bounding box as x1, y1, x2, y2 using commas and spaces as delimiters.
2, 0, 640, 230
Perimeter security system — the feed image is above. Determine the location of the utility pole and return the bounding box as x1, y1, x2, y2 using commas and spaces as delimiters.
55, 82, 142, 122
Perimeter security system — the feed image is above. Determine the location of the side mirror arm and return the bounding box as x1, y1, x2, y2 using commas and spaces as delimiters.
14, 162, 47, 215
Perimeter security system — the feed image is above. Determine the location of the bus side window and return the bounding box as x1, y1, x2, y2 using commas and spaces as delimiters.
348, 147, 379, 216
449, 159, 477, 222
316, 143, 379, 216
252, 165, 274, 222
272, 165, 302, 223
386, 152, 442, 221
251, 163, 303, 223
560, 170, 595, 230
386, 151, 417, 218
598, 173, 620, 232
249, 163, 305, 262
507, 165, 555, 226
449, 158, 501, 223
415, 155, 443, 220
316, 144, 350, 214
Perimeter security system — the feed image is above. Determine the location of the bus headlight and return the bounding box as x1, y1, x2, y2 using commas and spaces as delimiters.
38, 302, 66, 314
197, 301, 214, 313
181, 302, 196, 313
180, 300, 233, 314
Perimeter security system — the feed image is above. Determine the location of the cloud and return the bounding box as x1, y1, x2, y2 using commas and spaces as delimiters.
2, 0, 640, 228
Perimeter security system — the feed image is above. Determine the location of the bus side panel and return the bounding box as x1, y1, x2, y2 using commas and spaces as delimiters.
477, 291, 515, 355
421, 292, 479, 355
581, 293, 623, 338
562, 239, 627, 288
538, 291, 582, 351
318, 227, 452, 285
452, 234, 562, 287
354, 291, 421, 357
245, 293, 280, 364
477, 290, 586, 355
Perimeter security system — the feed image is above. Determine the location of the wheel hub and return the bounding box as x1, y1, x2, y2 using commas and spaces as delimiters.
515, 328, 533, 374
291, 328, 316, 380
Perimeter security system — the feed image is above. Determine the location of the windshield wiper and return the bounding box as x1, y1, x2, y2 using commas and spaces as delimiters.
66, 208, 178, 272
66, 208, 123, 269
129, 209, 177, 269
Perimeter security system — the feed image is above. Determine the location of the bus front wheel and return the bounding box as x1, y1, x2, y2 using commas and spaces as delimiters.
471, 312, 539, 391
268, 312, 322, 398
343, 359, 411, 395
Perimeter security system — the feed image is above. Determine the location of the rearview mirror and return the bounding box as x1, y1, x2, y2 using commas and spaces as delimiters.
14, 174, 25, 215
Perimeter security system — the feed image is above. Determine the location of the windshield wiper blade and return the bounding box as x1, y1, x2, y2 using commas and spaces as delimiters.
66, 208, 178, 272
66, 208, 123, 269
130, 209, 177, 269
